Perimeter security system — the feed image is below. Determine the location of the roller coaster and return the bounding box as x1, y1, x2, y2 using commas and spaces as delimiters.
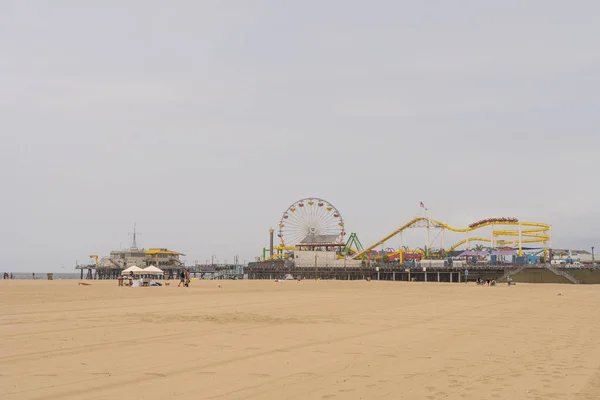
262, 244, 295, 260
351, 217, 551, 262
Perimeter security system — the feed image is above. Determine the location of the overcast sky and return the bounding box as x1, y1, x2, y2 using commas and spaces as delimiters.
2, 1, 599, 271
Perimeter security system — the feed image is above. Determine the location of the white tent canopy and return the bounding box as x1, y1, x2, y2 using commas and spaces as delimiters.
143, 266, 164, 275
122, 266, 144, 274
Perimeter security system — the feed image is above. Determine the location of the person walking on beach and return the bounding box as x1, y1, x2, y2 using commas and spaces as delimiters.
178, 270, 185, 287
185, 269, 191, 287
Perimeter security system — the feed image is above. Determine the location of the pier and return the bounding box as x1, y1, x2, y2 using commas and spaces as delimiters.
75, 263, 243, 280
245, 261, 600, 284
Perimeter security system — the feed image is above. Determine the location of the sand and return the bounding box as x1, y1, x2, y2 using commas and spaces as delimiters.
1, 280, 600, 400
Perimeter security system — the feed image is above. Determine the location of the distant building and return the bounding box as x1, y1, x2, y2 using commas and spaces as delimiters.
101, 249, 147, 269
145, 248, 185, 270
99, 248, 184, 272
294, 234, 361, 267
552, 249, 597, 265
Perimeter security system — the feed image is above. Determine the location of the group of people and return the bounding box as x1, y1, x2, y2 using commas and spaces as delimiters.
115, 269, 192, 287
117, 271, 135, 287
178, 269, 191, 287
476, 278, 496, 286
117, 271, 165, 287
3, 273, 36, 279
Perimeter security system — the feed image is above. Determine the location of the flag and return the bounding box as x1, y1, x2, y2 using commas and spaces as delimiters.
420, 201, 425, 208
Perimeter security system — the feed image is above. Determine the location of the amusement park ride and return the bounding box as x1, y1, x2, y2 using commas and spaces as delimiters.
351, 217, 551, 262
262, 197, 552, 263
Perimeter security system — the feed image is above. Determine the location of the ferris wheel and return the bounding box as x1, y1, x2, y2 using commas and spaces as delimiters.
278, 197, 345, 246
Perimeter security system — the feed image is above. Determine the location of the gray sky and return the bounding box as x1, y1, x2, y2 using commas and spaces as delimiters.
3, 1, 599, 271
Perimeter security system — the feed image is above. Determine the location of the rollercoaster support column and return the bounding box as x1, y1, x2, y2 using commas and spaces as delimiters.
269, 228, 274, 259
518, 224, 523, 257
441, 228, 445, 258
399, 231, 403, 264
426, 218, 430, 258
548, 226, 553, 262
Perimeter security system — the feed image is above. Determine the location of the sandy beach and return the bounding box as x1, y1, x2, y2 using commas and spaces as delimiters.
1, 280, 600, 399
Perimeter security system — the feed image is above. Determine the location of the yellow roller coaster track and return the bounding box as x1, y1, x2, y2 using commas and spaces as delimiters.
445, 237, 491, 252
342, 248, 426, 260
353, 217, 551, 259
444, 237, 549, 252
371, 249, 425, 259
264, 244, 296, 260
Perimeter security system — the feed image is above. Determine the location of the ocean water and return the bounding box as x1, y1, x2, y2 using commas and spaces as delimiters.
2, 272, 81, 280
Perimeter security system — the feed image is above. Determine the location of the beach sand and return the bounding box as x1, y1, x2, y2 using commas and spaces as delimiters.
1, 279, 600, 399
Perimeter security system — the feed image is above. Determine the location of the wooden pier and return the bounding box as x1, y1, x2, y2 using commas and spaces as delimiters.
245, 261, 600, 284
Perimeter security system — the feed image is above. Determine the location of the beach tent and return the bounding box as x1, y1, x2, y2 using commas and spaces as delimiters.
122, 266, 144, 275
143, 266, 164, 275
